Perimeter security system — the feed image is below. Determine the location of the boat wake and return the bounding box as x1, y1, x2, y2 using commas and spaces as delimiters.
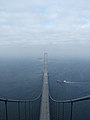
57, 80, 90, 84
64, 81, 90, 84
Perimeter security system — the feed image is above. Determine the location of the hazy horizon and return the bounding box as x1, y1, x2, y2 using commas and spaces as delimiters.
0, 0, 90, 59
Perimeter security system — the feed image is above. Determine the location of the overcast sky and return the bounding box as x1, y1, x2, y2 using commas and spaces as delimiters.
0, 0, 90, 58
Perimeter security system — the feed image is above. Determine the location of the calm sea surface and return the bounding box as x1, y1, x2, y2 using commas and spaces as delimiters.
0, 57, 90, 120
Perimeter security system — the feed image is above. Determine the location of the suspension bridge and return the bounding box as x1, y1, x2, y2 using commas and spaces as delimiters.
0, 53, 90, 120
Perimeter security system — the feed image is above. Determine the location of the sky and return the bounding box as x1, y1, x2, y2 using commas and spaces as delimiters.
0, 0, 90, 58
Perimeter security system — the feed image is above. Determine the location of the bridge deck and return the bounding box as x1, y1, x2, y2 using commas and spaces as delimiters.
40, 54, 50, 120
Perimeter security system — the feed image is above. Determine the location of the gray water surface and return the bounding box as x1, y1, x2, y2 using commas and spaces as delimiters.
0, 57, 90, 120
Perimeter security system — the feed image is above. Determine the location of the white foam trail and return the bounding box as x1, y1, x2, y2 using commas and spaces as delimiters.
65, 81, 90, 84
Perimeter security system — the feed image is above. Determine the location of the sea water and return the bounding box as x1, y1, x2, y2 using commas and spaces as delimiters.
0, 57, 90, 120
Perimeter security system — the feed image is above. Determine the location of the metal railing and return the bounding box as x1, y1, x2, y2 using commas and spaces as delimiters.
0, 94, 41, 120
49, 94, 90, 120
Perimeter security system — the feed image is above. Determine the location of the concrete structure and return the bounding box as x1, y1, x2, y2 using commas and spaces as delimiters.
40, 53, 50, 120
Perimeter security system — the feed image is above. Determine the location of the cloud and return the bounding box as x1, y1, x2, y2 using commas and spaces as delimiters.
0, 0, 90, 48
